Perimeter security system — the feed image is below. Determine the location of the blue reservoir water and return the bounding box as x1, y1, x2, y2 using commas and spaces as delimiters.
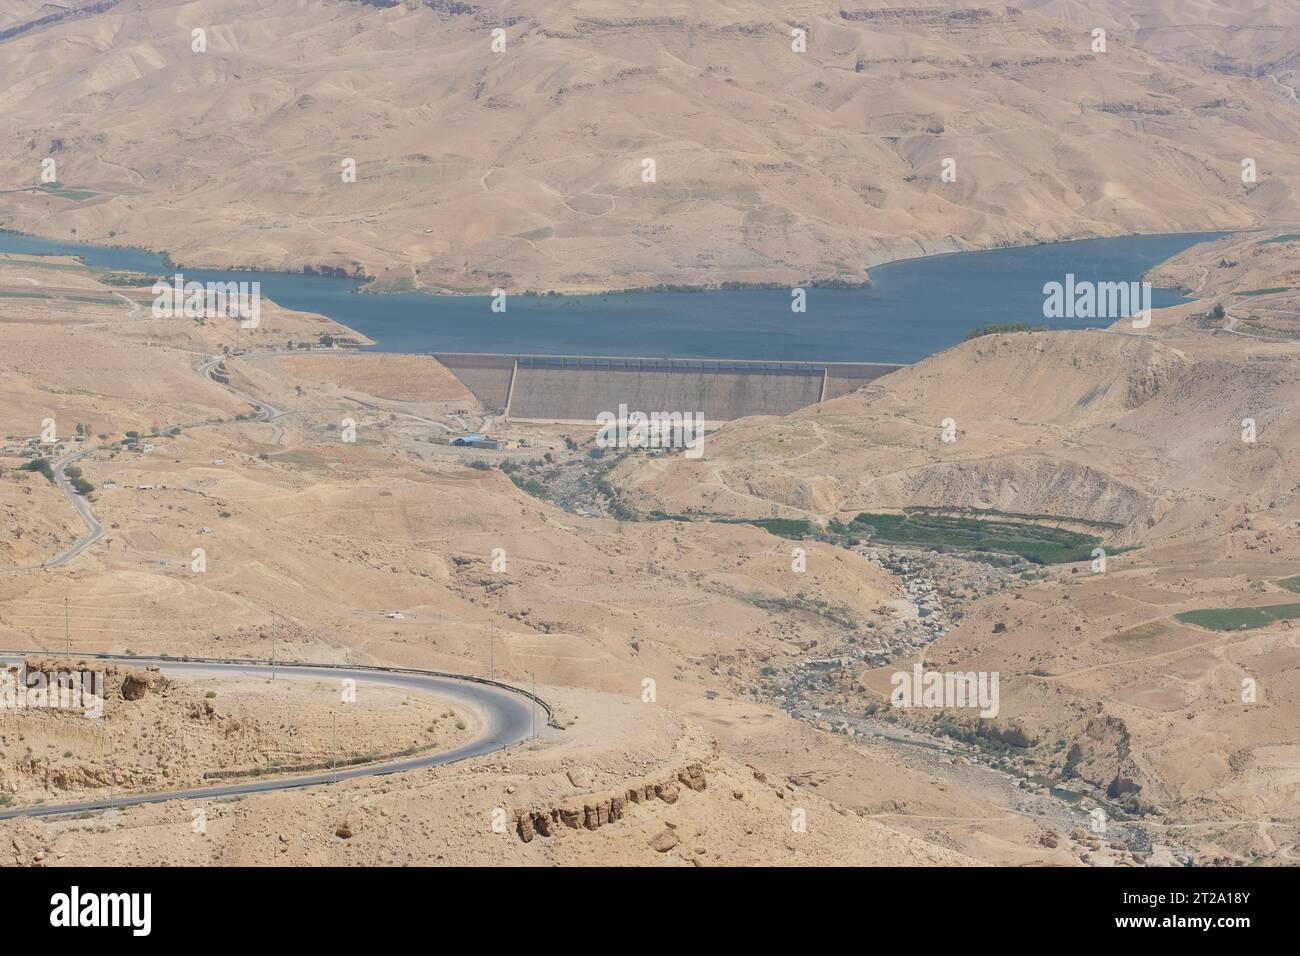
0, 231, 1220, 363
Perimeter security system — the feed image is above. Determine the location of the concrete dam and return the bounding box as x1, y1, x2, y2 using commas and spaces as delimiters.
432, 353, 904, 424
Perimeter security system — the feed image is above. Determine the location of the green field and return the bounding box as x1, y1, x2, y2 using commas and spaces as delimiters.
847, 511, 1103, 564
37, 183, 96, 201
648, 511, 813, 539
1105, 622, 1171, 645
1236, 287, 1292, 297
1176, 602, 1300, 631
0, 290, 117, 305
1277, 575, 1300, 594
268, 450, 330, 469
364, 274, 416, 293
723, 517, 812, 539
646, 507, 1114, 561
903, 504, 1124, 531
1259, 234, 1300, 244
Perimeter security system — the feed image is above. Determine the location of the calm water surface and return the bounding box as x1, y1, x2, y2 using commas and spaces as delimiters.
0, 231, 1220, 363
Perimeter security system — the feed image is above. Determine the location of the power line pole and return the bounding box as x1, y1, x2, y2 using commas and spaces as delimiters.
271, 611, 277, 681
64, 597, 69, 654
531, 671, 537, 741
331, 713, 337, 783
489, 621, 494, 679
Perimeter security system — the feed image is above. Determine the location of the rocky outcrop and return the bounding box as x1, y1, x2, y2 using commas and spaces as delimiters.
22, 657, 169, 703
513, 763, 707, 843
649, 829, 679, 853
120, 672, 152, 701
1063, 714, 1152, 806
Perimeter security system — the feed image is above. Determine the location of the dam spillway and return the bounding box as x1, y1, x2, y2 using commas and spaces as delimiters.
431, 353, 904, 423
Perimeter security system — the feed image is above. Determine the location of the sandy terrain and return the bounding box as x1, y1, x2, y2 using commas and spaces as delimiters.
0, 228, 1294, 867
1, 689, 976, 866
0, 657, 475, 804
1, 0, 1297, 865
0, 256, 1064, 866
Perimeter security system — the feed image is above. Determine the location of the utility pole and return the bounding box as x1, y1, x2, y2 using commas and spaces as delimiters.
271, 611, 277, 681
531, 671, 537, 741
64, 597, 69, 654
489, 621, 495, 679
331, 713, 337, 782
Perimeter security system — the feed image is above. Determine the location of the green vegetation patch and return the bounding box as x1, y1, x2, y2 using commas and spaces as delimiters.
98, 272, 163, 287
267, 450, 329, 469
721, 516, 813, 539
964, 322, 1046, 340
37, 183, 97, 201
62, 463, 93, 495
1105, 622, 1171, 645
1236, 287, 1292, 297
1259, 235, 1300, 244
847, 511, 1102, 564
0, 290, 117, 305
366, 274, 416, 293
903, 504, 1124, 532
1276, 575, 1300, 594
740, 592, 858, 629
20, 457, 54, 481
647, 511, 813, 539
1176, 603, 1300, 631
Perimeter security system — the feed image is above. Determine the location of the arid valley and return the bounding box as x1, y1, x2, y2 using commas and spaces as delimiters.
0, 0, 1298, 882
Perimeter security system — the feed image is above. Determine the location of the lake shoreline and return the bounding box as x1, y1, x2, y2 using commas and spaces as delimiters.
0, 225, 1239, 298
0, 228, 1227, 364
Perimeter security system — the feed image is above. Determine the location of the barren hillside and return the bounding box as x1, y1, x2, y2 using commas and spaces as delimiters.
608, 254, 1300, 860
0, 258, 1068, 866
1, 0, 1298, 290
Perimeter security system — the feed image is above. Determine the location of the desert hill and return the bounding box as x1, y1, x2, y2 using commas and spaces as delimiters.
1, 0, 1298, 290
608, 242, 1300, 860
0, 256, 1079, 866
611, 316, 1300, 539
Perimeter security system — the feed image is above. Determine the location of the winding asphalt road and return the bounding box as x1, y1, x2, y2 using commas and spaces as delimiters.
16, 348, 349, 575
197, 354, 284, 423
20, 355, 280, 573
0, 654, 547, 820
44, 449, 104, 568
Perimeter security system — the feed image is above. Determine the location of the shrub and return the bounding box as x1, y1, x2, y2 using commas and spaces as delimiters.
20, 458, 53, 481
964, 322, 1037, 340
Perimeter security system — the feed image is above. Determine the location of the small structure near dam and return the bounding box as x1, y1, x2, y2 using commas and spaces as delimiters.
431, 353, 903, 424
